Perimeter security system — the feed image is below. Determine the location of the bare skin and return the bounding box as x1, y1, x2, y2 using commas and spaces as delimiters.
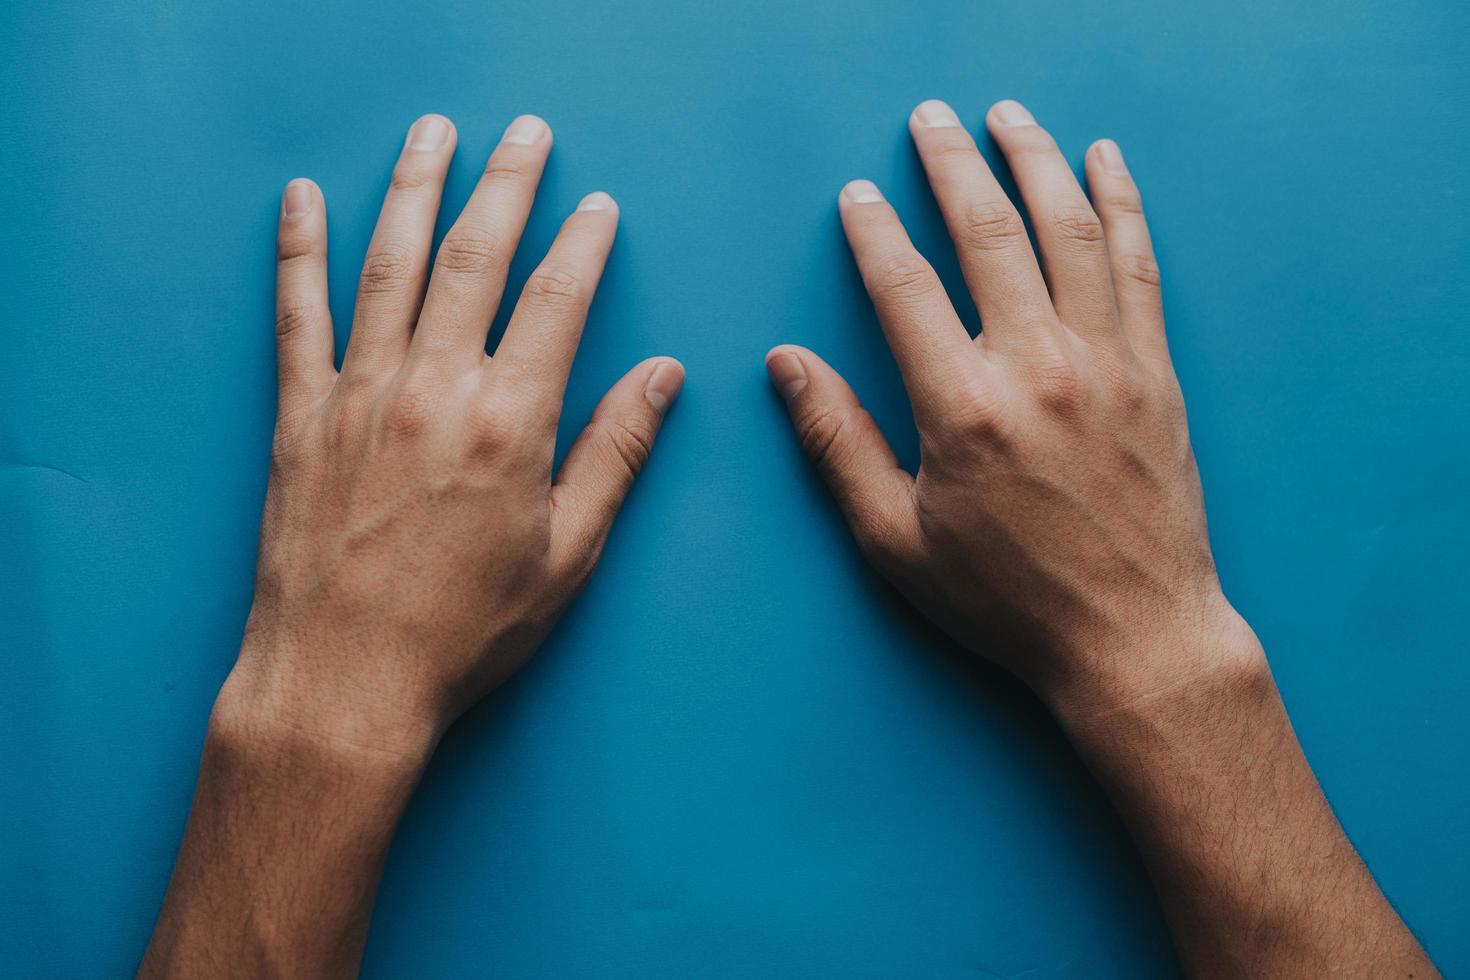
766, 98, 1436, 977
141, 103, 1437, 979
139, 113, 684, 978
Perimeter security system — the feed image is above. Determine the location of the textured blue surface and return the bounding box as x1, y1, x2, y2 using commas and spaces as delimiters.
3, 0, 1467, 976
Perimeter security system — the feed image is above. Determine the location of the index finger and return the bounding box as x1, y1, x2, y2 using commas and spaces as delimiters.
838, 180, 975, 415
907, 100, 1053, 350
487, 192, 620, 423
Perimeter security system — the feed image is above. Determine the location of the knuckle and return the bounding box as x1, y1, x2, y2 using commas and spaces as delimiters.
798, 405, 867, 472
1121, 380, 1152, 417
868, 253, 935, 301
1099, 191, 1144, 216
335, 367, 380, 401
1158, 380, 1187, 418
357, 242, 416, 295
276, 234, 317, 263
1007, 125, 1061, 157
1115, 252, 1162, 288
522, 265, 584, 305
381, 387, 434, 441
482, 156, 531, 186
603, 418, 656, 476
852, 520, 910, 577
323, 399, 360, 451
466, 406, 520, 460
1048, 206, 1105, 247
435, 230, 502, 276
274, 303, 315, 340
389, 166, 434, 193
268, 421, 309, 469
927, 134, 980, 162
268, 440, 295, 473
946, 381, 1008, 444
1097, 353, 1147, 407
1029, 356, 1086, 416
473, 414, 520, 461
957, 202, 1027, 253
551, 533, 603, 589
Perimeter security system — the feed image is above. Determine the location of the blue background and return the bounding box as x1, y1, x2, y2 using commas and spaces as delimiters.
3, 0, 1466, 976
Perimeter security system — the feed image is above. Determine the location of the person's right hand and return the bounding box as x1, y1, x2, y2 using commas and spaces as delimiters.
767, 98, 1261, 716
767, 99, 1438, 977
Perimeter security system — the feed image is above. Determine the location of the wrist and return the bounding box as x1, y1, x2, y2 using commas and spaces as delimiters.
1042, 594, 1271, 740
213, 639, 441, 780
148, 664, 429, 979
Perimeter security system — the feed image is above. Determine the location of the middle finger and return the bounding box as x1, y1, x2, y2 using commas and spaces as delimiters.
985, 100, 1120, 339
412, 114, 553, 372
908, 99, 1053, 352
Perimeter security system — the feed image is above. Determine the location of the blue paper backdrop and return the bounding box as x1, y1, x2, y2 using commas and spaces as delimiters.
3, 0, 1466, 976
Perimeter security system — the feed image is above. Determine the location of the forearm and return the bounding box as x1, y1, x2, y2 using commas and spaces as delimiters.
1052, 619, 1434, 978
139, 675, 431, 979
142, 115, 672, 974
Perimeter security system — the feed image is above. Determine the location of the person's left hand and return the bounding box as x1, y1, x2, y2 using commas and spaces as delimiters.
222, 113, 684, 760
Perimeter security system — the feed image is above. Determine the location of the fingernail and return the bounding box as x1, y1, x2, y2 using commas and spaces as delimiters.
643, 360, 684, 414
914, 100, 961, 129
992, 100, 1035, 127
842, 179, 884, 205
282, 179, 313, 220
1095, 139, 1128, 175
406, 115, 449, 151
576, 191, 614, 212
766, 350, 808, 401
502, 115, 548, 146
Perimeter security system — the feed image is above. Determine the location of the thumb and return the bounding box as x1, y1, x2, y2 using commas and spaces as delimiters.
766, 345, 921, 571
550, 357, 684, 572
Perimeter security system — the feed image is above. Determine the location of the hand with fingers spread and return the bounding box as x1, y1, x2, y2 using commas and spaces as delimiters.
140, 114, 682, 979
242, 112, 682, 749
769, 99, 1435, 978
769, 98, 1220, 704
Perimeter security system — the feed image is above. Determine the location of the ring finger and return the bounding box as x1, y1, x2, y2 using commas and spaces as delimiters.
985, 101, 1119, 339
411, 114, 552, 373
341, 114, 457, 379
